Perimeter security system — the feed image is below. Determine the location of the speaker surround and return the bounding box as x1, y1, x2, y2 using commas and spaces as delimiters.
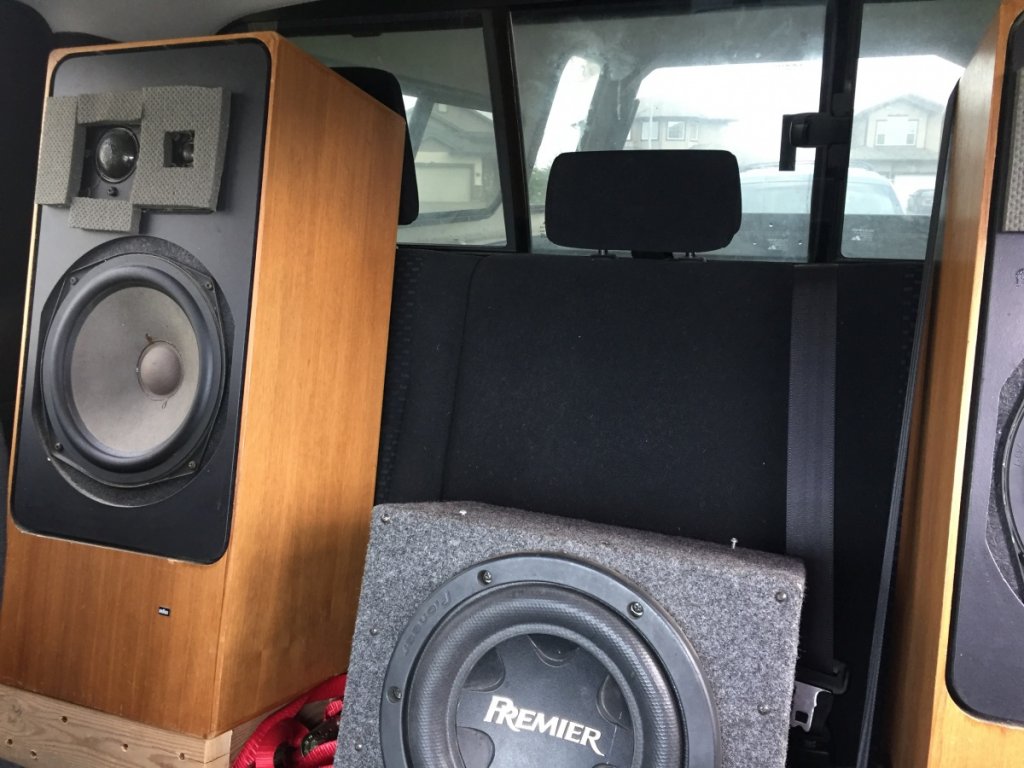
1002, 395, 1024, 566
339, 502, 805, 768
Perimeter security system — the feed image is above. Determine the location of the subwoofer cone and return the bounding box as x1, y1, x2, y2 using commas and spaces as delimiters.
40, 252, 225, 487
381, 555, 720, 768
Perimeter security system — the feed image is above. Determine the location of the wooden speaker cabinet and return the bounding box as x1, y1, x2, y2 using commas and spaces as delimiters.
889, 0, 1024, 764
0, 32, 404, 737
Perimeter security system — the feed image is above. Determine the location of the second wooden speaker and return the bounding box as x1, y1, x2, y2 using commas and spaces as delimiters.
889, 1, 1024, 765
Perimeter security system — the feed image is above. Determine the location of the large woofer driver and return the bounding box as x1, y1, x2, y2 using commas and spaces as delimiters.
381, 555, 720, 768
40, 251, 225, 487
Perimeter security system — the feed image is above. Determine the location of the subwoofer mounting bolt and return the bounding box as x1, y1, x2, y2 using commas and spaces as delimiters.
629, 601, 644, 618
478, 569, 493, 585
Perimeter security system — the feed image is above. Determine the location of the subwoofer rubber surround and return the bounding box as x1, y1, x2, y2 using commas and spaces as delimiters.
1000, 397, 1024, 578
380, 554, 720, 768
39, 246, 225, 487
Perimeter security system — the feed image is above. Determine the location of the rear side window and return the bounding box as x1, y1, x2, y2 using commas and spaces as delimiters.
293, 27, 506, 247
513, 4, 827, 261
842, 0, 1000, 259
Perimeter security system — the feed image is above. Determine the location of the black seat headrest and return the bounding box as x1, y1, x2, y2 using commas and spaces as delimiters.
334, 66, 419, 226
545, 150, 741, 254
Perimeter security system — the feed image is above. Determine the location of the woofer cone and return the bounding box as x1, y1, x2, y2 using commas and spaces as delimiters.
381, 555, 720, 768
40, 252, 225, 487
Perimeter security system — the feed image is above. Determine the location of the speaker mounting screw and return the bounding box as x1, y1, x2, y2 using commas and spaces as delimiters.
758, 704, 772, 716
478, 569, 493, 586
628, 601, 644, 618
388, 686, 403, 703
69, 277, 78, 286
54, 442, 63, 452
370, 627, 379, 636
381, 513, 392, 524
187, 460, 197, 471
204, 281, 213, 291
354, 742, 363, 752
775, 590, 788, 603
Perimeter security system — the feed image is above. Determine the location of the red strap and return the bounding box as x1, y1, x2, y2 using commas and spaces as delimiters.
232, 675, 347, 768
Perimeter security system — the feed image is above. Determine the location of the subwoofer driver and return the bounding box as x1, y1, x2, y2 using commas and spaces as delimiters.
380, 554, 720, 768
39, 245, 225, 488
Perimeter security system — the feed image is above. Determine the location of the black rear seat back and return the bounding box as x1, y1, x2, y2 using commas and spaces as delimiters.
442, 254, 792, 550
379, 150, 791, 549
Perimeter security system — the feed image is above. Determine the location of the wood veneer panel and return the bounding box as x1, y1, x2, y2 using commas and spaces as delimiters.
888, 2, 1024, 765
0, 529, 225, 733
0, 32, 402, 737
211, 34, 403, 732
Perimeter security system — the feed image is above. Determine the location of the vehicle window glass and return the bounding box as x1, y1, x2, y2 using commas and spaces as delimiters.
513, 4, 827, 261
844, 0, 1000, 259
292, 28, 506, 247
528, 55, 601, 239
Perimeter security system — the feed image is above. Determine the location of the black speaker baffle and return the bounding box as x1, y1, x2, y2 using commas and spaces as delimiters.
380, 555, 720, 768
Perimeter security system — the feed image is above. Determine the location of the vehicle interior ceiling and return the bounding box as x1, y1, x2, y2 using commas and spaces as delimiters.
0, 0, 1003, 767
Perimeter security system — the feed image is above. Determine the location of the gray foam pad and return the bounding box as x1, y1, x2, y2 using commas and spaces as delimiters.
34, 85, 230, 232
337, 501, 805, 768
1006, 74, 1024, 232
76, 89, 143, 125
68, 196, 140, 234
34, 96, 84, 206
132, 86, 230, 211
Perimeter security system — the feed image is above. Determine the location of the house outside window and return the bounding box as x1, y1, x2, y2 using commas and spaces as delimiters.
640, 121, 659, 141
666, 121, 686, 140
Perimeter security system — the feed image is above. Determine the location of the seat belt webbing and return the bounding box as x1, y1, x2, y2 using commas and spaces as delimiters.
786, 266, 839, 681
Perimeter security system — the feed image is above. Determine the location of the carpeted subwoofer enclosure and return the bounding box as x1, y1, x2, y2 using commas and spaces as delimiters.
336, 501, 805, 768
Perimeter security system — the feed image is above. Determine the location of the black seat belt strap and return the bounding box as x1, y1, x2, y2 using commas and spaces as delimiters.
787, 265, 845, 737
